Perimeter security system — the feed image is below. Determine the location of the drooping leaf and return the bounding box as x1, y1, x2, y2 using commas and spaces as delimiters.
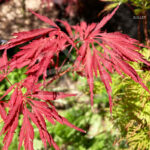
73, 5, 150, 112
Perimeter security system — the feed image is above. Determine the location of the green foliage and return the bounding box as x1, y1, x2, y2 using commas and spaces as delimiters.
0, 68, 26, 150
80, 48, 150, 150
33, 104, 119, 150
0, 67, 27, 98
101, 0, 150, 15
0, 67, 120, 150
112, 48, 150, 150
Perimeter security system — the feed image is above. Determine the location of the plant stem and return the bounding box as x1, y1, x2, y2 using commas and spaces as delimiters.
138, 19, 141, 42
42, 65, 73, 90
5, 76, 12, 86
22, 0, 26, 18
143, 10, 150, 46
57, 46, 73, 73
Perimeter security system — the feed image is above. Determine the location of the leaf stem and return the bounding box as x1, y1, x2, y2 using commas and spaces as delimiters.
143, 10, 150, 46
42, 65, 73, 89
5, 76, 13, 86
138, 19, 141, 42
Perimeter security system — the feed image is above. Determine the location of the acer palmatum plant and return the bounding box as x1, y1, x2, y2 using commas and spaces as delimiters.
0, 5, 150, 150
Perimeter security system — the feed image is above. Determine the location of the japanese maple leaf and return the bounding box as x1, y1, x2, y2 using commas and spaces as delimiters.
0, 5, 150, 114
0, 101, 7, 121
0, 50, 10, 82
0, 11, 75, 82
0, 76, 85, 150
73, 5, 150, 112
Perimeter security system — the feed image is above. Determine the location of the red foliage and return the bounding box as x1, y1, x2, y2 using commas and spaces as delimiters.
0, 77, 84, 150
0, 5, 150, 149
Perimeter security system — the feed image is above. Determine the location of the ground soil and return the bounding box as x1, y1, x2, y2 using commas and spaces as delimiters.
0, 0, 60, 40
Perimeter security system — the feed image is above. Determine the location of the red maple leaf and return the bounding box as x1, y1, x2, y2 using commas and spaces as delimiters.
0, 50, 11, 82
73, 5, 150, 112
0, 5, 149, 113
0, 77, 85, 150
0, 11, 75, 83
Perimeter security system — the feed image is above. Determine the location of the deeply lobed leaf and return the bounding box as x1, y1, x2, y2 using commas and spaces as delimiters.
0, 78, 85, 150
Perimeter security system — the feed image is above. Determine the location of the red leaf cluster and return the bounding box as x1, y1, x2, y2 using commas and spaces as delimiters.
0, 5, 150, 150
0, 77, 84, 150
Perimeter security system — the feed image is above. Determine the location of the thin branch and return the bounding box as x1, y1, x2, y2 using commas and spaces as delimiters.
5, 76, 13, 86
42, 65, 73, 90
143, 10, 150, 46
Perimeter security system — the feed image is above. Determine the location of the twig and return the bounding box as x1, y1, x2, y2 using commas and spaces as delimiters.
143, 10, 150, 46
42, 65, 73, 89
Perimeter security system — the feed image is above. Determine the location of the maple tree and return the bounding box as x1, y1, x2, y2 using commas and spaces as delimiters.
0, 4, 150, 150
